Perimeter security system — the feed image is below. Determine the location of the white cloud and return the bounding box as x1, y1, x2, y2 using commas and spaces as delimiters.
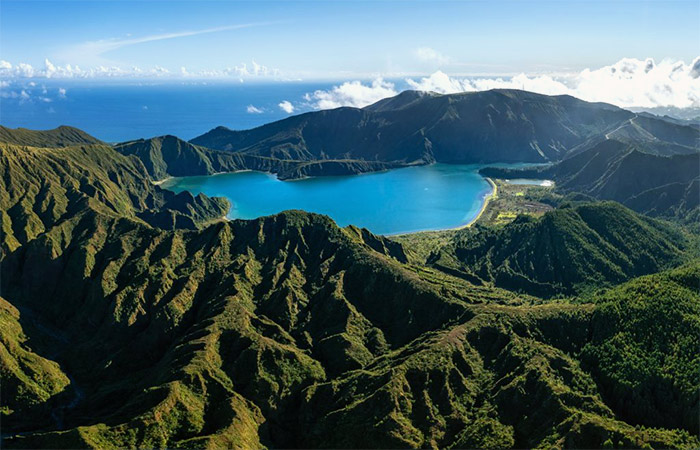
406, 70, 571, 96
406, 57, 700, 109
1, 83, 65, 104
16, 63, 35, 77
300, 57, 700, 110
246, 104, 264, 114
278, 100, 295, 113
570, 57, 700, 108
0, 58, 282, 80
305, 78, 398, 109
228, 60, 281, 78
406, 70, 470, 93
414, 47, 450, 65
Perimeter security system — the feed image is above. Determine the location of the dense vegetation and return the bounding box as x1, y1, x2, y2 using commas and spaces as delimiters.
581, 263, 700, 435
1, 122, 698, 449
0, 138, 228, 256
428, 201, 689, 297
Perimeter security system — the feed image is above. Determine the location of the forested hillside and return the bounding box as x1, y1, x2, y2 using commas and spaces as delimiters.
2, 126, 698, 449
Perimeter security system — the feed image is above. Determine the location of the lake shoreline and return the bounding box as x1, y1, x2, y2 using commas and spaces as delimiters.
161, 164, 546, 236
465, 177, 498, 228
386, 177, 497, 237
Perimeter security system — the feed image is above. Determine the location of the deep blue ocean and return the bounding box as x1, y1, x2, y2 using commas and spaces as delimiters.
0, 80, 341, 142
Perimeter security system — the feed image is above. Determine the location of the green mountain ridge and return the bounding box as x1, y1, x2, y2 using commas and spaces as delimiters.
428, 201, 689, 297
114, 135, 404, 181
604, 114, 699, 155
190, 89, 635, 167
0, 140, 229, 256
1, 125, 699, 449
0, 125, 104, 148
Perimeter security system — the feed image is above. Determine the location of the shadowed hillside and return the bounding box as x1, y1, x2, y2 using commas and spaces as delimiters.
115, 135, 403, 181
191, 90, 634, 166
480, 138, 700, 222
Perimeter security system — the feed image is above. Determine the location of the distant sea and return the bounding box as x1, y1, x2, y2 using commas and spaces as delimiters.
0, 80, 345, 142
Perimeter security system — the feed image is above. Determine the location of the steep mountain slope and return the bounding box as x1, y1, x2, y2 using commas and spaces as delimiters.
114, 135, 242, 180
191, 89, 633, 166
430, 202, 688, 297
0, 141, 229, 255
548, 141, 699, 204
3, 206, 697, 448
114, 135, 403, 181
0, 125, 103, 147
480, 139, 700, 221
0, 297, 70, 421
604, 114, 699, 155
301, 262, 700, 448
0, 207, 470, 447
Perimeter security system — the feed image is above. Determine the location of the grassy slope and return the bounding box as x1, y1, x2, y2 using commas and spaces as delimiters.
4, 206, 698, 448
1, 209, 471, 447
0, 297, 70, 420
301, 298, 697, 449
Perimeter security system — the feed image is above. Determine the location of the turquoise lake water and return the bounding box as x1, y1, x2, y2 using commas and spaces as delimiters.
161, 164, 508, 235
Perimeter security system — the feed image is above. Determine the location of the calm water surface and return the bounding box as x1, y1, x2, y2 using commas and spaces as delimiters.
162, 164, 506, 235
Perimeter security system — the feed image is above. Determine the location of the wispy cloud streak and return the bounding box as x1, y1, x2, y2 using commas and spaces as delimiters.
55, 22, 277, 65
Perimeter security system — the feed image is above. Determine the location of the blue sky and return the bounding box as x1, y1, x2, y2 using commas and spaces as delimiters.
1, 0, 698, 78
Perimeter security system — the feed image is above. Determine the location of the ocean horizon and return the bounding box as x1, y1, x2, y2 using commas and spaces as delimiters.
0, 80, 344, 141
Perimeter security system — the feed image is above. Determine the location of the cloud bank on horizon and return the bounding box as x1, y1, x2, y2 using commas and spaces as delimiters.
0, 59, 281, 81
1, 57, 698, 110
303, 57, 699, 110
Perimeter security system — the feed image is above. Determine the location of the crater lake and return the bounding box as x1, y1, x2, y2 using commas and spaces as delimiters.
160, 163, 522, 235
